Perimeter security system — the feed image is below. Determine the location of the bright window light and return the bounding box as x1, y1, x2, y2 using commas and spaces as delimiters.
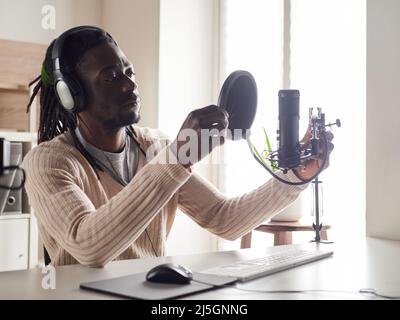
291, 0, 366, 242
219, 0, 366, 249
219, 0, 284, 250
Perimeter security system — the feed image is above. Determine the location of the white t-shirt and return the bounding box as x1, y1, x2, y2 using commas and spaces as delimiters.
75, 127, 139, 186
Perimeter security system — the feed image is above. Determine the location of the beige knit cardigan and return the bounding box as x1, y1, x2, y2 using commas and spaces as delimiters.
22, 126, 307, 267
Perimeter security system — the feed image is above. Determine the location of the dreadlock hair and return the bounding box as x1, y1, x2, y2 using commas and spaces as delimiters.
26, 28, 116, 174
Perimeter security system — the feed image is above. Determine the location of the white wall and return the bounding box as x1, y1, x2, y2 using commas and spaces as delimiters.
0, 0, 159, 129
0, 0, 102, 265
367, 0, 400, 240
159, 0, 219, 255
0, 0, 101, 44
102, 0, 160, 128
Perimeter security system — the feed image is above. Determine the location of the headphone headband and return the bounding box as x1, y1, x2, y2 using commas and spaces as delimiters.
51, 25, 116, 64
51, 26, 116, 113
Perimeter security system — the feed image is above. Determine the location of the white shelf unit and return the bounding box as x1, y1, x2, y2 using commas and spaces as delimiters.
0, 131, 36, 143
0, 131, 38, 272
0, 214, 31, 271
0, 39, 45, 272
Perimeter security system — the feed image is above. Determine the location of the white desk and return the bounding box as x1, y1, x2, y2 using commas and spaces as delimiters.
0, 237, 399, 300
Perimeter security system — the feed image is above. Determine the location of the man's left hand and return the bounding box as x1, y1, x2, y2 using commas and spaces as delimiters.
293, 128, 335, 181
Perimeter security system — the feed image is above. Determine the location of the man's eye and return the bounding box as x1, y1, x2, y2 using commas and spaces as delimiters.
105, 70, 118, 81
111, 70, 118, 79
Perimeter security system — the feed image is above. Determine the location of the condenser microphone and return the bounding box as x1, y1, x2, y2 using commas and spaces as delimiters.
277, 90, 301, 170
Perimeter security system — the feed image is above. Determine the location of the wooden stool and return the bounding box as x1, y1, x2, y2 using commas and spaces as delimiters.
240, 220, 331, 248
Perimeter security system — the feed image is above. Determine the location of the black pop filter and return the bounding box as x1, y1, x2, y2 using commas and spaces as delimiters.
218, 70, 258, 140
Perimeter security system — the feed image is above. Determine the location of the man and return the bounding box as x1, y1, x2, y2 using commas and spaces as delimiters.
23, 26, 333, 267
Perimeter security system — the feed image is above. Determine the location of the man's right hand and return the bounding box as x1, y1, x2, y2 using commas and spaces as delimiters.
170, 105, 229, 168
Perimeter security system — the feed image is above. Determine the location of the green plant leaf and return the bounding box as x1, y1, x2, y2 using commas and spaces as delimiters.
262, 127, 272, 153
252, 143, 274, 171
251, 143, 266, 164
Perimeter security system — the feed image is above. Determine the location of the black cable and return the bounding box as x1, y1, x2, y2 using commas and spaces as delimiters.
231, 286, 400, 299
145, 228, 159, 257
126, 128, 160, 258
191, 280, 400, 299
0, 166, 26, 190
75, 119, 159, 258
246, 131, 329, 185
358, 288, 400, 299
233, 286, 355, 295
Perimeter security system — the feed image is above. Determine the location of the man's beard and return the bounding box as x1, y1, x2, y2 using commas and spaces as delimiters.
101, 108, 141, 130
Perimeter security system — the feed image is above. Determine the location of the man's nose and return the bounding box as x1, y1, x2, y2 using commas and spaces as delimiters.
122, 76, 137, 92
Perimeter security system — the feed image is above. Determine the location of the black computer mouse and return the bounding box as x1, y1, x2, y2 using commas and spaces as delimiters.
146, 263, 193, 285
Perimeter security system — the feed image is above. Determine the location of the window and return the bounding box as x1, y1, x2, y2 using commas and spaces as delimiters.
219, 0, 366, 249
219, 0, 284, 197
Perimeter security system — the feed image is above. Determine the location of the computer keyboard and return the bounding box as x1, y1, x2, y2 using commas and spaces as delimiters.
201, 246, 333, 282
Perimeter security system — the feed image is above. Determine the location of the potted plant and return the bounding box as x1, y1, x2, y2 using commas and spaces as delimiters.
251, 128, 308, 222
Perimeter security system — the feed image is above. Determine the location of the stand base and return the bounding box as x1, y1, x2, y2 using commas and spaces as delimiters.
310, 239, 334, 244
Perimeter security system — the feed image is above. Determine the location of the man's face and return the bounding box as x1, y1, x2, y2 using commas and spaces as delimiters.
77, 42, 141, 129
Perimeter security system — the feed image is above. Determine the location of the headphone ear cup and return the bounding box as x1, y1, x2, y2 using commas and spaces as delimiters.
57, 74, 86, 113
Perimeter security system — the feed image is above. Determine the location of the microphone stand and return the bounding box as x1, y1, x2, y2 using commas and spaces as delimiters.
311, 176, 323, 242
311, 175, 333, 244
